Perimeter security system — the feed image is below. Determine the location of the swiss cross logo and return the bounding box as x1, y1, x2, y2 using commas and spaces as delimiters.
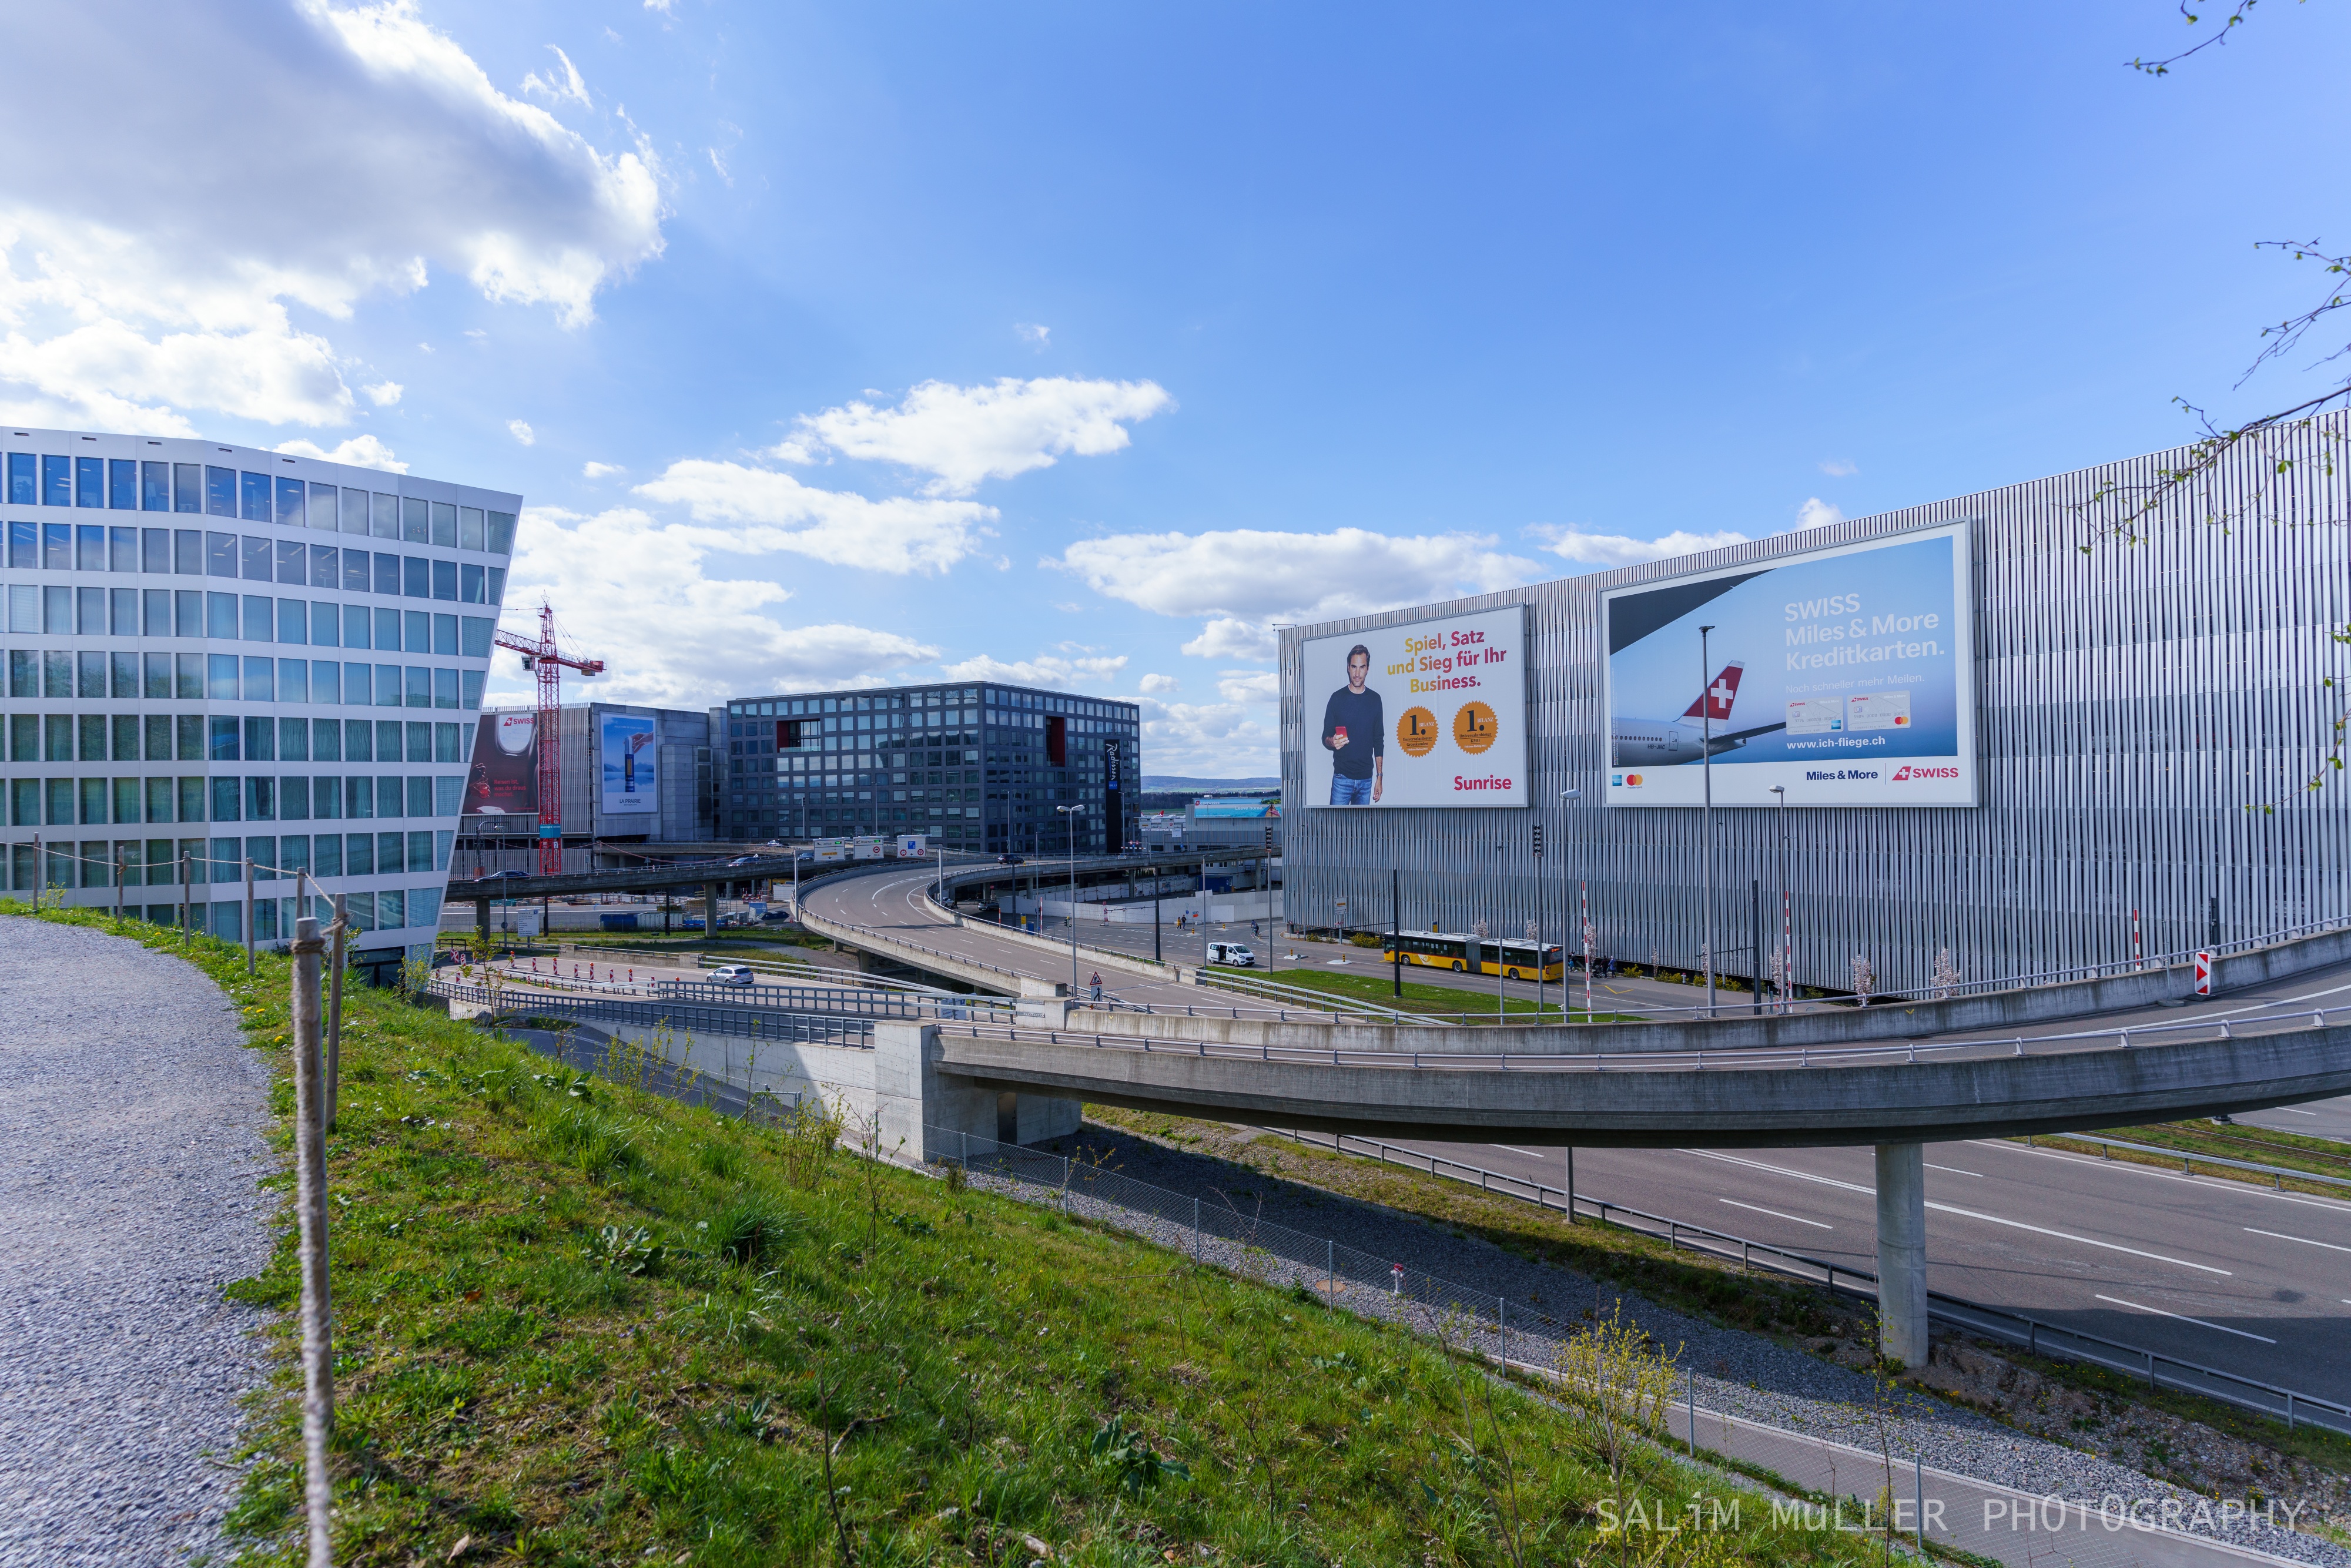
1891, 765, 1960, 782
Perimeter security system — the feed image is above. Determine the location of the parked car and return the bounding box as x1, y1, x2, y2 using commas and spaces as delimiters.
709, 964, 756, 986
1205, 942, 1257, 967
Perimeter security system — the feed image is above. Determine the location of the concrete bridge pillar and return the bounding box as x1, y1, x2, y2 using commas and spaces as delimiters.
704, 881, 719, 934
1874, 1141, 1929, 1368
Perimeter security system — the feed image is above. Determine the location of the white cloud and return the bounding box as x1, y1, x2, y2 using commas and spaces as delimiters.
508, 418, 536, 445
781, 376, 1171, 496
938, 649, 1130, 688
362, 380, 403, 406
1796, 497, 1845, 531
1217, 670, 1278, 705
1818, 458, 1857, 477
272, 433, 408, 472
1016, 322, 1049, 348
520, 44, 590, 109
1138, 695, 1278, 778
582, 460, 624, 478
1526, 524, 1753, 569
1180, 617, 1277, 661
1057, 526, 1538, 661
707, 147, 732, 186
644, 0, 676, 12
485, 505, 936, 711
0, 1, 665, 435
634, 459, 996, 574
1138, 673, 1180, 696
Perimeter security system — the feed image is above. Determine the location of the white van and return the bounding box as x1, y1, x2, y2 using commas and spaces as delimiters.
1205, 942, 1256, 968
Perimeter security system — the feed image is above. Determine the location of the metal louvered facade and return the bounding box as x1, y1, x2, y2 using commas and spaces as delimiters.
1279, 418, 2351, 999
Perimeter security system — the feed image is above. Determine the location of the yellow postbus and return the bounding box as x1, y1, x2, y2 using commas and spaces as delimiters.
1382, 931, 1563, 981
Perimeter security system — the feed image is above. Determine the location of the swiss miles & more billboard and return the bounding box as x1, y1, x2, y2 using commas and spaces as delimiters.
1601, 522, 1978, 808
1300, 605, 1526, 808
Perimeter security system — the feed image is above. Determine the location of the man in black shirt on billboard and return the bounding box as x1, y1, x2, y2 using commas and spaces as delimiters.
1320, 643, 1384, 805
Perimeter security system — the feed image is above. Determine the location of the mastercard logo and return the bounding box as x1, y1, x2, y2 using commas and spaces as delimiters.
1622, 773, 1644, 787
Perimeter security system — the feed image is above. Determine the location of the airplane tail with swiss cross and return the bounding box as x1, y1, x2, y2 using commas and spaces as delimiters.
1681, 661, 1746, 725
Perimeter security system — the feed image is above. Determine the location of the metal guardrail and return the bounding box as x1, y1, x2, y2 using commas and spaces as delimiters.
798, 907, 1033, 987
649, 977, 1012, 1023
938, 996, 2351, 1073
2020, 1131, 2351, 1193
1268, 1129, 2351, 1436
431, 979, 875, 1048
572, 943, 964, 999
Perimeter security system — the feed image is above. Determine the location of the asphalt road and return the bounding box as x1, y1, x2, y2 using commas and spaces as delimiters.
1382, 1132, 2351, 1405
799, 863, 2351, 1403
2238, 1095, 2351, 1145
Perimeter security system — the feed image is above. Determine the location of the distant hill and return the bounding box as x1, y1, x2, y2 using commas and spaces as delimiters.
1141, 776, 1280, 791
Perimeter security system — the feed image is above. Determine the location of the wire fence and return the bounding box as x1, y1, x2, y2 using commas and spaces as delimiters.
1265, 1128, 2351, 1438
936, 1125, 2345, 1566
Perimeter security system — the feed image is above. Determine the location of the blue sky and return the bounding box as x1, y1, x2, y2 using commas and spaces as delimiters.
4, 1, 2346, 773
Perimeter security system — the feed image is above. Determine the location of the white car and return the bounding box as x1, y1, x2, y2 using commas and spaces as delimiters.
709, 964, 756, 986
1205, 942, 1256, 968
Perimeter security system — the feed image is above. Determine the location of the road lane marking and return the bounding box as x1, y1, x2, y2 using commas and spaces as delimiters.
1721, 1198, 1832, 1229
2275, 1108, 2319, 1117
1680, 1150, 1873, 1195
1492, 1145, 1548, 1160
2094, 1294, 2276, 1343
1924, 1202, 2231, 1274
2243, 1227, 2351, 1254
1923, 1162, 1981, 1178
1684, 1152, 2233, 1274
1965, 1138, 2351, 1218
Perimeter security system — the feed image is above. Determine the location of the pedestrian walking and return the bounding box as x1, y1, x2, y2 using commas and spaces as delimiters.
1089, 971, 1104, 1003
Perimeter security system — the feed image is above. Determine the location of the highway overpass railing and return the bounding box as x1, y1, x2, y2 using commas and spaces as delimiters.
939, 992, 2351, 1073
1258, 1129, 2351, 1438
567, 944, 968, 999
648, 977, 1013, 1023
431, 979, 876, 1048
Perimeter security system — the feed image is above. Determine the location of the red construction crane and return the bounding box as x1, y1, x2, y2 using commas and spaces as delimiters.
494, 602, 605, 875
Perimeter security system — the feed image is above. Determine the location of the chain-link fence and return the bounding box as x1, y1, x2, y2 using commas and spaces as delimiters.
933, 1124, 2335, 1568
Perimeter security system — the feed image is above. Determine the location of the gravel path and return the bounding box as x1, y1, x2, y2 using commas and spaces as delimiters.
976, 1122, 2351, 1568
0, 917, 276, 1567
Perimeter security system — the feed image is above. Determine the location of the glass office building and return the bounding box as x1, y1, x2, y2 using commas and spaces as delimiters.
1, 428, 520, 964
719, 681, 1141, 856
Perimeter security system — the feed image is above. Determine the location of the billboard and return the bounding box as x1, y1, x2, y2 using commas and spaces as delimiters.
1299, 605, 1527, 808
599, 713, 658, 815
464, 712, 537, 816
1600, 522, 1977, 808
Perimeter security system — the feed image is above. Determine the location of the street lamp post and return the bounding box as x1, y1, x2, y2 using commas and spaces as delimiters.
1769, 783, 1789, 1013
1699, 624, 1717, 1017
1561, 787, 1580, 1018
1056, 804, 1084, 995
